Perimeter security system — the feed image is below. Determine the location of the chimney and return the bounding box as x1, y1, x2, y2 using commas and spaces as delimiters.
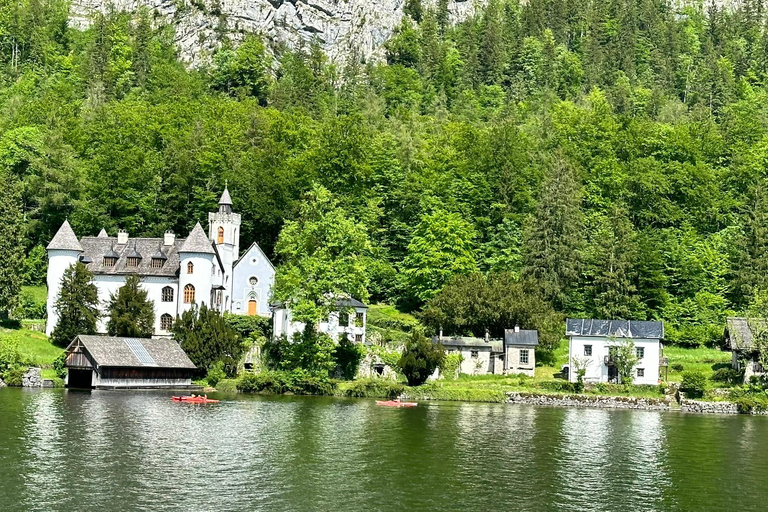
515, 325, 520, 333
117, 229, 128, 245
164, 230, 175, 246
439, 327, 443, 340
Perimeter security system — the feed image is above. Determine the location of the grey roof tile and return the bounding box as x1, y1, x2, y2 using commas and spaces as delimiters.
179, 222, 215, 254
725, 317, 767, 352
504, 329, 539, 346
47, 220, 83, 252
80, 237, 183, 277
219, 187, 232, 205
97, 228, 108, 238
566, 318, 664, 339
71, 335, 196, 369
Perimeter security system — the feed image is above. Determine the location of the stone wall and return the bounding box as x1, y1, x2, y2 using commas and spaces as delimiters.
680, 399, 740, 415
506, 391, 671, 411
22, 368, 43, 388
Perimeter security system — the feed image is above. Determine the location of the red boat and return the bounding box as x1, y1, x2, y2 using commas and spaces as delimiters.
376, 400, 417, 407
172, 395, 219, 404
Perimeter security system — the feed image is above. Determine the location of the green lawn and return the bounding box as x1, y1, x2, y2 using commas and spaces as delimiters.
663, 345, 731, 382
0, 326, 63, 368
21, 285, 47, 304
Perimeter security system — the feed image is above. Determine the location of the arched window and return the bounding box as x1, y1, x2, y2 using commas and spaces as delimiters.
160, 314, 173, 331
161, 286, 174, 302
217, 226, 224, 244
184, 284, 195, 303
187, 262, 194, 274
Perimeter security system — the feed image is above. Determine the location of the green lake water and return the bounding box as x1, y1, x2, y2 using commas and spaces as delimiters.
1, 388, 767, 511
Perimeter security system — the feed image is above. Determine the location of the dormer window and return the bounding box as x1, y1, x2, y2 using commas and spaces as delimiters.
103, 257, 117, 267
151, 258, 164, 268
127, 257, 140, 267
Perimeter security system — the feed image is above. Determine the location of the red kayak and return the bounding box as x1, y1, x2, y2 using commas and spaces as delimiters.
376, 400, 417, 407
172, 396, 219, 404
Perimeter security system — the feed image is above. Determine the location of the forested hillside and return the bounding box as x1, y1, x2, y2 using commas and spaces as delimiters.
2, 0, 768, 347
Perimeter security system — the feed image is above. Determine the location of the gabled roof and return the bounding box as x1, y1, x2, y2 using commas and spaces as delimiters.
219, 187, 232, 205
47, 220, 83, 252
179, 222, 215, 254
725, 317, 767, 352
337, 297, 368, 309
505, 329, 539, 346
566, 319, 664, 339
234, 241, 276, 271
433, 336, 495, 348
97, 228, 108, 238
66, 335, 196, 369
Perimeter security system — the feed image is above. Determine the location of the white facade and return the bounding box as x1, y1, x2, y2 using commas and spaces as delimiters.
273, 303, 368, 343
45, 188, 277, 338
568, 336, 662, 385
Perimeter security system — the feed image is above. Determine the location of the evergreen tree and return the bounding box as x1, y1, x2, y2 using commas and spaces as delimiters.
436, 0, 450, 35
172, 303, 242, 377
403, 0, 423, 23
0, 172, 24, 318
479, 0, 505, 85
731, 182, 768, 307
589, 205, 640, 319
522, 154, 584, 311
397, 329, 445, 386
106, 274, 155, 338
51, 262, 99, 346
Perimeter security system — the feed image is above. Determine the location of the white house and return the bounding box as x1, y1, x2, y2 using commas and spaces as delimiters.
45, 188, 276, 337
566, 318, 665, 385
434, 327, 539, 377
272, 298, 368, 343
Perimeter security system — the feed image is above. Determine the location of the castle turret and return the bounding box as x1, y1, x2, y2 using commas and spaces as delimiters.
208, 186, 241, 311
45, 220, 83, 336
178, 222, 216, 315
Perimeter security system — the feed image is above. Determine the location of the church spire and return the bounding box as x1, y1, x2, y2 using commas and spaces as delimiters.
218, 185, 232, 214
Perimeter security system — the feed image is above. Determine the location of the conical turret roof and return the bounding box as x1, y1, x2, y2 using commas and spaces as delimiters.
179, 222, 215, 254
219, 186, 232, 206
47, 220, 83, 252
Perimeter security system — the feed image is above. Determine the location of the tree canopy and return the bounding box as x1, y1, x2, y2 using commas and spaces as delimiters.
51, 262, 100, 347
106, 274, 155, 338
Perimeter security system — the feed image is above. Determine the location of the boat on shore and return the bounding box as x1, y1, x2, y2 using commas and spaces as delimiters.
376, 400, 417, 407
172, 395, 219, 404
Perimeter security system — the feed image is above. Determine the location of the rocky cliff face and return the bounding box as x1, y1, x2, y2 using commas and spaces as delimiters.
69, 0, 485, 65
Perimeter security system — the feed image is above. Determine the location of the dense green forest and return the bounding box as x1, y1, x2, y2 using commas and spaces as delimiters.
3, 0, 768, 348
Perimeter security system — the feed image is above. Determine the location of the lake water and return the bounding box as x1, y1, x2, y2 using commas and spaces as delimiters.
1, 389, 767, 511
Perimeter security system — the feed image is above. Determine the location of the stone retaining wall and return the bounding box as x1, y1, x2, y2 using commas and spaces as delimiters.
506, 392, 671, 411
22, 368, 43, 388
680, 399, 740, 415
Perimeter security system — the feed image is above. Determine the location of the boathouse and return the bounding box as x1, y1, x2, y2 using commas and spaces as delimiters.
64, 335, 197, 389
724, 317, 768, 383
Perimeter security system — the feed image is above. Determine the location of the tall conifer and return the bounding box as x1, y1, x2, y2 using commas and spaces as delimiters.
0, 172, 24, 318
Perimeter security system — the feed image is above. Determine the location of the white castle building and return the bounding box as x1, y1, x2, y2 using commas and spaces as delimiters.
45, 188, 275, 337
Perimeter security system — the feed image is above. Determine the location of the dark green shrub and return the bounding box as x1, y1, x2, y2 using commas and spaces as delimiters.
236, 370, 336, 395
52, 353, 67, 379
397, 330, 445, 386
535, 380, 578, 393
733, 394, 768, 414
710, 368, 743, 386
333, 336, 365, 380
672, 364, 684, 372
13, 291, 46, 320
680, 371, 706, 398
224, 314, 271, 340
342, 379, 405, 398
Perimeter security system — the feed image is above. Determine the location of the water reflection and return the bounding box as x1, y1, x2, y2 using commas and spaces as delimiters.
2, 390, 768, 512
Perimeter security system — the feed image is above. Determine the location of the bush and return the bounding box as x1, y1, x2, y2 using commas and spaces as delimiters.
710, 367, 743, 386
2, 366, 27, 386
672, 363, 684, 372
333, 336, 365, 380
341, 379, 405, 398
733, 394, 768, 414
680, 371, 706, 398
536, 380, 579, 393
439, 353, 464, 380
206, 361, 227, 387
52, 353, 67, 379
236, 370, 336, 395
13, 291, 46, 320
224, 314, 271, 340
397, 330, 445, 386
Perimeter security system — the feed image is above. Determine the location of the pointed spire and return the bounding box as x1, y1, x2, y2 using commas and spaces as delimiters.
219, 185, 232, 206
47, 220, 83, 252
97, 228, 108, 238
179, 222, 216, 254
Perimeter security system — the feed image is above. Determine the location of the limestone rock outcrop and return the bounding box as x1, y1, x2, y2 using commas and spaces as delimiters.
69, 0, 486, 66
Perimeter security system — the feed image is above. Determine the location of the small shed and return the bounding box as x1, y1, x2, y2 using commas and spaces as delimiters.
504, 327, 539, 377
725, 317, 767, 382
64, 335, 197, 389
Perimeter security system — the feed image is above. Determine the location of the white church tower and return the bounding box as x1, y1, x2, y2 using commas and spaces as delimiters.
45, 220, 83, 336
208, 186, 240, 311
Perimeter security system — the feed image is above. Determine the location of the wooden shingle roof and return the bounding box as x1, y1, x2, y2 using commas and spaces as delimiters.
67, 335, 196, 369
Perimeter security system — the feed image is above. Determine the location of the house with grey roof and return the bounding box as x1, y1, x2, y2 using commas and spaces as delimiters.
724, 317, 768, 382
64, 335, 197, 389
433, 326, 539, 377
566, 319, 666, 385
45, 188, 276, 337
